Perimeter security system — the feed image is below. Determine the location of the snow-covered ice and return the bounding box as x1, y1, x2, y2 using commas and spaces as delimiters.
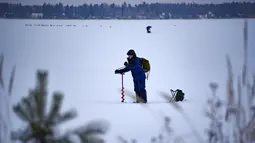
1, 19, 255, 143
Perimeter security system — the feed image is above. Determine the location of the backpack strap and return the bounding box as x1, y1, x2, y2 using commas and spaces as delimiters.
146, 71, 150, 80
138, 57, 144, 69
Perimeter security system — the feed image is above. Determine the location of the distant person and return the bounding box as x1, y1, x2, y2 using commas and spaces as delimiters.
114, 49, 150, 103
146, 26, 152, 33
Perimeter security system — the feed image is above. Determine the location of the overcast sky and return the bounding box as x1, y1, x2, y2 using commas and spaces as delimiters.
2, 0, 254, 5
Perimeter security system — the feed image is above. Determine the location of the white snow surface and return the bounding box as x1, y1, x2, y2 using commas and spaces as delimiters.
1, 19, 255, 143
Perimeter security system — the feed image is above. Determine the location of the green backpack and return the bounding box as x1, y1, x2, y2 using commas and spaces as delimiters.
139, 57, 151, 79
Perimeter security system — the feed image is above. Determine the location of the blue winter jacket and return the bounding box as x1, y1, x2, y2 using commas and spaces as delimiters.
118, 57, 146, 90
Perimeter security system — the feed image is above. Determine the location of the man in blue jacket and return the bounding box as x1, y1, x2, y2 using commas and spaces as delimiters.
115, 49, 147, 103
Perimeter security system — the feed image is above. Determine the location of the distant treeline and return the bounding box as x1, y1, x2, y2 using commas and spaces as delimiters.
0, 2, 255, 19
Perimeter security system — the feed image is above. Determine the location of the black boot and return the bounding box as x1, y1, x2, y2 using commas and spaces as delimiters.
138, 90, 147, 103
133, 93, 141, 103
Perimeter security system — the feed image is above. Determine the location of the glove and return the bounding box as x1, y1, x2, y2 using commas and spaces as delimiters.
115, 69, 125, 75
115, 69, 121, 74
124, 61, 128, 66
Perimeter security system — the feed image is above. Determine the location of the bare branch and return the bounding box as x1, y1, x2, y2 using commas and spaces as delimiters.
8, 65, 16, 95
0, 53, 4, 88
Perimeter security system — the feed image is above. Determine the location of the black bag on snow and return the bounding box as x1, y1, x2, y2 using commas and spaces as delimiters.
174, 89, 185, 102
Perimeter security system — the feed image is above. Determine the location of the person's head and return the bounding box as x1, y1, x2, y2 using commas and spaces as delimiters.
127, 49, 136, 60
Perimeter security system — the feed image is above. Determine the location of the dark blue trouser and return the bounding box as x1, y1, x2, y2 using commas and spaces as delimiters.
134, 79, 147, 102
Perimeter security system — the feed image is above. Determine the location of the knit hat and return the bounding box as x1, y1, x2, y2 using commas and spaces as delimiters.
127, 49, 136, 57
